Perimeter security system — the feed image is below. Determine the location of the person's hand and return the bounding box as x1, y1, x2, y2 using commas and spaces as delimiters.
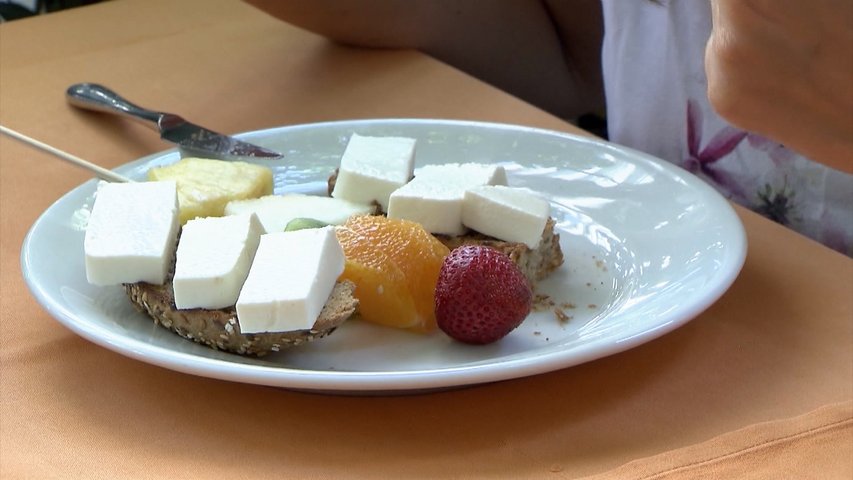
706, 0, 853, 173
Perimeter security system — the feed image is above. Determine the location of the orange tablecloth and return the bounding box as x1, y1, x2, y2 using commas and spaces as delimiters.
1, 1, 851, 478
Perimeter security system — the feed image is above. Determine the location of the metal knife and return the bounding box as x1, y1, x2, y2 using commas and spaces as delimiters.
66, 83, 282, 160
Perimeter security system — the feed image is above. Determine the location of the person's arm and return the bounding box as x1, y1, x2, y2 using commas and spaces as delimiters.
243, 0, 605, 120
705, 0, 853, 173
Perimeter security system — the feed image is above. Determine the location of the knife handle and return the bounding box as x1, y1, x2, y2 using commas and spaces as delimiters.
66, 83, 165, 131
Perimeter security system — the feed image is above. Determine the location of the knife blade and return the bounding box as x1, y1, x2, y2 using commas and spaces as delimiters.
66, 83, 282, 160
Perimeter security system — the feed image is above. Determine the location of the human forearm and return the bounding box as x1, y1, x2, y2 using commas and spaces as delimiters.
242, 0, 605, 119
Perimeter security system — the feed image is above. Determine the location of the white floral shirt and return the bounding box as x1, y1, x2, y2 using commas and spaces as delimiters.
601, 0, 853, 255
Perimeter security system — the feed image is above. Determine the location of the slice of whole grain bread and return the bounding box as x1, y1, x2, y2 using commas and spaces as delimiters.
436, 217, 563, 284
125, 278, 357, 357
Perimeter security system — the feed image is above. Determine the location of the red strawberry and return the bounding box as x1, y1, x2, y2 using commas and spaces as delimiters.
435, 245, 532, 344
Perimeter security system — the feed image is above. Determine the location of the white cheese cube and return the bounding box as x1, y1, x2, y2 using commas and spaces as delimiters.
235, 226, 345, 333
386, 163, 507, 235
172, 213, 264, 310
462, 185, 550, 248
84, 181, 179, 286
331, 134, 416, 211
224, 194, 374, 233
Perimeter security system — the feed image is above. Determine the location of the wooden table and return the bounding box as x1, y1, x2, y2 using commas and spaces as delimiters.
1, 1, 850, 478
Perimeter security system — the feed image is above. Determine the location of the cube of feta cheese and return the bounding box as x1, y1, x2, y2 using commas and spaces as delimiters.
462, 185, 550, 248
331, 134, 416, 211
84, 181, 179, 286
386, 163, 507, 235
235, 226, 345, 333
172, 213, 264, 310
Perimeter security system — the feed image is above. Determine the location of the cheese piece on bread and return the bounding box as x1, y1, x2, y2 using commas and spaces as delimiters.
387, 163, 507, 236
236, 227, 345, 334
172, 213, 263, 310
84, 180, 179, 286
331, 134, 416, 211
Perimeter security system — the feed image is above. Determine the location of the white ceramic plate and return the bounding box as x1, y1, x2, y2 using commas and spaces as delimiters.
21, 119, 746, 394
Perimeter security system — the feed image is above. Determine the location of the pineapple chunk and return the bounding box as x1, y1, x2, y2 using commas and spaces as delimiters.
148, 157, 273, 224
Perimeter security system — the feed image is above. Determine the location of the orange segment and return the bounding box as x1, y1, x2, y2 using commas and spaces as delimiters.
336, 215, 450, 332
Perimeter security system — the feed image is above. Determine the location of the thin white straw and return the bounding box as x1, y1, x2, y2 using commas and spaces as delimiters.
0, 125, 133, 183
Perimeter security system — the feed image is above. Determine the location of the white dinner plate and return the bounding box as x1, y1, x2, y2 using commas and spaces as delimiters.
21, 119, 746, 394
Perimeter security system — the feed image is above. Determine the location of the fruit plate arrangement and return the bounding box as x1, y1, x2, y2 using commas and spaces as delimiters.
21, 119, 746, 394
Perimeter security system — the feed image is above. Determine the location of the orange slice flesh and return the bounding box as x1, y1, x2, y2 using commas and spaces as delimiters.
336, 215, 450, 332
